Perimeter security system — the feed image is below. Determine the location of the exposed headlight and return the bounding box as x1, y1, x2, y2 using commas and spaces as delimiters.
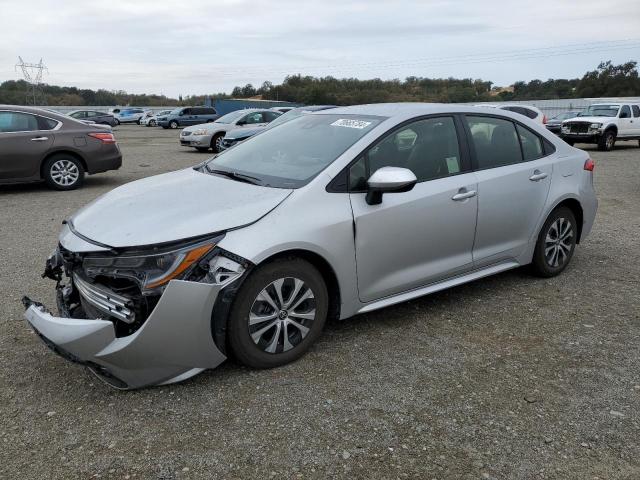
561, 125, 570, 132
82, 237, 223, 294
590, 123, 602, 129
191, 129, 208, 136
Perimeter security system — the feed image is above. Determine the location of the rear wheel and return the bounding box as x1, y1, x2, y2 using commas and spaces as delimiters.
598, 130, 616, 151
530, 207, 577, 277
43, 154, 84, 190
211, 133, 225, 153
228, 259, 328, 369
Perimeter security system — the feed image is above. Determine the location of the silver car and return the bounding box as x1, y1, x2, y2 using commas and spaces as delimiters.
23, 103, 597, 389
180, 109, 281, 153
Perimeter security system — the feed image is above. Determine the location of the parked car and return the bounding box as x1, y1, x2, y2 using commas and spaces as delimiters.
180, 108, 281, 152
220, 105, 335, 151
477, 104, 547, 124
0, 105, 122, 190
115, 108, 148, 125
68, 110, 118, 127
23, 103, 597, 389
561, 103, 640, 151
545, 111, 582, 134
157, 107, 219, 129
142, 109, 172, 127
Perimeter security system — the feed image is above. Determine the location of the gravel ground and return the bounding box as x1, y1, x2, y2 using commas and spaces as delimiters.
1, 126, 639, 479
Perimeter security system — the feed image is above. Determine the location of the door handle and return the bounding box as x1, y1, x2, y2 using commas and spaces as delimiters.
30, 136, 49, 142
529, 170, 548, 182
452, 189, 477, 201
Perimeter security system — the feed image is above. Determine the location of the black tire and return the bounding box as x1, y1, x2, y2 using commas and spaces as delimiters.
211, 133, 225, 153
196, 147, 209, 152
597, 130, 616, 151
530, 207, 577, 278
136, 118, 142, 125
149, 119, 156, 127
114, 118, 120, 126
169, 120, 179, 129
228, 258, 328, 369
43, 154, 84, 191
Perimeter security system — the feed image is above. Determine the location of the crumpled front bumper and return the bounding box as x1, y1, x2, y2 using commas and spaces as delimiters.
24, 279, 227, 389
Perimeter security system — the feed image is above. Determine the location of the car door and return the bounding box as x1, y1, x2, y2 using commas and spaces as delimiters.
349, 115, 478, 303
181, 108, 197, 125
617, 105, 634, 137
464, 115, 553, 266
631, 105, 640, 136
0, 111, 55, 180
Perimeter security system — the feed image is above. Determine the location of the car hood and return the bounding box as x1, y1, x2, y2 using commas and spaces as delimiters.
183, 122, 226, 133
562, 116, 610, 124
69, 168, 293, 248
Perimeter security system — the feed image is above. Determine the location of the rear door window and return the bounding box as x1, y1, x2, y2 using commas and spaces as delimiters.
0, 111, 39, 132
516, 125, 544, 160
632, 105, 640, 117
465, 116, 522, 169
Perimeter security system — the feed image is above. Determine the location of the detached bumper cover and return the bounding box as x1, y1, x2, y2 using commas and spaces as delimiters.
24, 279, 226, 389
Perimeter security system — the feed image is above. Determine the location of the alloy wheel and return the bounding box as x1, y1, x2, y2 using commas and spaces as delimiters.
215, 135, 224, 151
249, 277, 316, 354
544, 217, 573, 268
50, 159, 80, 187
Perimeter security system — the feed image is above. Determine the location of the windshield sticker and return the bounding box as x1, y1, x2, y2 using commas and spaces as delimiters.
331, 119, 372, 129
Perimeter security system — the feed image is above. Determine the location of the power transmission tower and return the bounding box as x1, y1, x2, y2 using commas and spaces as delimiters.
15, 56, 48, 105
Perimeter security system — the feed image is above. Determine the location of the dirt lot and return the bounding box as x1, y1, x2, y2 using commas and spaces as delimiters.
1, 125, 639, 479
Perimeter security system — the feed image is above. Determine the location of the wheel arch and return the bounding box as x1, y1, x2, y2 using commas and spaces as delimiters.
604, 124, 618, 134
255, 249, 342, 321
40, 150, 88, 179
548, 197, 584, 244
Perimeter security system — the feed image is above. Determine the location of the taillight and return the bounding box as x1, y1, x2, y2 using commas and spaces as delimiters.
542, 115, 547, 124
584, 158, 595, 171
88, 132, 116, 144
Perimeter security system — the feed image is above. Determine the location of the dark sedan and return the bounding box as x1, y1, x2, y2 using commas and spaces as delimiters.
68, 110, 118, 127
0, 106, 122, 190
545, 111, 581, 134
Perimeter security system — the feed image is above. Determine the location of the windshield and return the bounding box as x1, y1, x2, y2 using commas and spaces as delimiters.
215, 110, 247, 124
169, 108, 183, 115
579, 105, 620, 117
551, 112, 578, 121
205, 114, 384, 188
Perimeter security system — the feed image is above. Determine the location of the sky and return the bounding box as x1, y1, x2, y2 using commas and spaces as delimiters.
0, 0, 639, 97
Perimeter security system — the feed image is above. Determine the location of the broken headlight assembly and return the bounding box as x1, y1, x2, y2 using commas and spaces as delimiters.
81, 234, 235, 295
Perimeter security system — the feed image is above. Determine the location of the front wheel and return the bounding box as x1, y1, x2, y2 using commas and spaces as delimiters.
149, 119, 156, 127
43, 155, 84, 191
169, 120, 179, 129
598, 130, 616, 151
211, 133, 224, 153
530, 207, 577, 277
228, 259, 328, 369
114, 118, 120, 126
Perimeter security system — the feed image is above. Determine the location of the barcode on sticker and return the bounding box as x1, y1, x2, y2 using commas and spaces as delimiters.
331, 119, 372, 129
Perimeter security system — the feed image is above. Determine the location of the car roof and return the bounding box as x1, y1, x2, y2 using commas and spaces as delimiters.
0, 105, 69, 121
311, 102, 536, 119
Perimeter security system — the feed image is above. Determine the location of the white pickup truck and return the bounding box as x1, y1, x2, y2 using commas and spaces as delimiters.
561, 103, 640, 151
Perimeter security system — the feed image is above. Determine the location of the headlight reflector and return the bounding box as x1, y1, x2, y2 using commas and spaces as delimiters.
82, 240, 218, 294
191, 129, 208, 136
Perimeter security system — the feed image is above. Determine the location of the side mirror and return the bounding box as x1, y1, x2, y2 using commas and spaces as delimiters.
365, 167, 417, 205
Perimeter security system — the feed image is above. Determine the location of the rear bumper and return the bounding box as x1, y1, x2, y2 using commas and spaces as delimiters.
24, 279, 227, 389
86, 148, 122, 174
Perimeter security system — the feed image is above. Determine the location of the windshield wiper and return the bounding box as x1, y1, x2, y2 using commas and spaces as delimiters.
206, 166, 263, 185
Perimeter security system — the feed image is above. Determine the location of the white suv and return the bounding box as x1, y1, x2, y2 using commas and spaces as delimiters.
561, 103, 640, 151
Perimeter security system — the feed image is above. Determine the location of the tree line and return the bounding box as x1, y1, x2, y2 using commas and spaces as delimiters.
1, 60, 637, 107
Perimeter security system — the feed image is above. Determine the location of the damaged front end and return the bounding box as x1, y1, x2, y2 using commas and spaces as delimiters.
23, 225, 251, 389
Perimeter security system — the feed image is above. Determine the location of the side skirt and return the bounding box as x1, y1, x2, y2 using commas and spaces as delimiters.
357, 260, 520, 314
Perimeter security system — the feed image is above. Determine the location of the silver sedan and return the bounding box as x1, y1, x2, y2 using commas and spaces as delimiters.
24, 103, 597, 389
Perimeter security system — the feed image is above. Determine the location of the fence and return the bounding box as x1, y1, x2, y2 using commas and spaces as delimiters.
37, 97, 640, 119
